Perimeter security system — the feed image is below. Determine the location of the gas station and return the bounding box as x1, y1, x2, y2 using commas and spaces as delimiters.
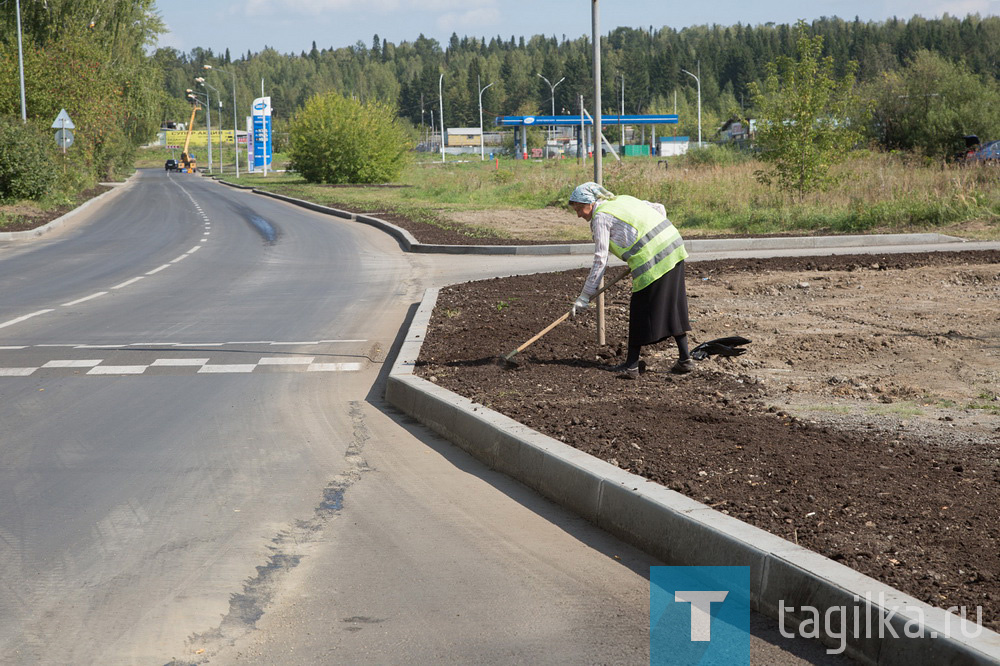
494, 113, 679, 159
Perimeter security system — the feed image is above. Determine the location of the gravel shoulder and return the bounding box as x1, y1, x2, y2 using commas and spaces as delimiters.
414, 250, 1000, 632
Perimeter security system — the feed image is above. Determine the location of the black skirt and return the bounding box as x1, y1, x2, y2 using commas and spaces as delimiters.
628, 260, 691, 347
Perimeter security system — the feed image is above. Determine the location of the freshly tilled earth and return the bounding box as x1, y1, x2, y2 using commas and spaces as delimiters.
415, 250, 1000, 632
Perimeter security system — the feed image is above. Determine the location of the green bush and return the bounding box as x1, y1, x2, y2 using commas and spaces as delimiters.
0, 117, 56, 202
288, 93, 411, 184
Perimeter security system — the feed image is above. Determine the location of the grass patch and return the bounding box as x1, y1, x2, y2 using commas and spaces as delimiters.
866, 402, 925, 417
215, 148, 998, 240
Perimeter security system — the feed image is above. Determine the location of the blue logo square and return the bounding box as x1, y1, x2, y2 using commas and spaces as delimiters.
651, 566, 753, 665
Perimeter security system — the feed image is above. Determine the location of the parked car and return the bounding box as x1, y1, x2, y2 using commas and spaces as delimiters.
164, 159, 178, 172
969, 140, 1000, 165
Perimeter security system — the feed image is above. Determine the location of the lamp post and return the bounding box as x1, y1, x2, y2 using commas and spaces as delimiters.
537, 73, 564, 159
478, 76, 494, 161
15, 0, 27, 122
205, 65, 239, 177
197, 77, 222, 173
681, 62, 702, 148
438, 73, 445, 163
186, 89, 211, 171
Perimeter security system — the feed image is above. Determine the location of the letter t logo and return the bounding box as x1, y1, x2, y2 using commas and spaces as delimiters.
675, 590, 729, 641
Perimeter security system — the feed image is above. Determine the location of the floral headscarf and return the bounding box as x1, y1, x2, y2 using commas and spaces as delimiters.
568, 182, 615, 204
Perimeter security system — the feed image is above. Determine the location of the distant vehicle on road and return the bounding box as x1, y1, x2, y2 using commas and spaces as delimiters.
165, 159, 179, 172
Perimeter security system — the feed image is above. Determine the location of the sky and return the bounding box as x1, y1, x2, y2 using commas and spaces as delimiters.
154, 0, 1000, 56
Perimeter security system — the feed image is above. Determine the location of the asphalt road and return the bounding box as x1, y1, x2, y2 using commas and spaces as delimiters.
0, 170, 849, 665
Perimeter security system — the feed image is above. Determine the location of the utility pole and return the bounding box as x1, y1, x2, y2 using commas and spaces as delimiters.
15, 0, 27, 122
439, 73, 445, 163
592, 0, 605, 346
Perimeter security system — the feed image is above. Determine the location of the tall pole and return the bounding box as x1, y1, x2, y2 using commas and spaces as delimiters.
231, 69, 239, 177
592, 0, 605, 346
15, 0, 27, 122
478, 76, 494, 161
592, 0, 602, 186
439, 73, 445, 163
537, 74, 564, 159
682, 63, 702, 147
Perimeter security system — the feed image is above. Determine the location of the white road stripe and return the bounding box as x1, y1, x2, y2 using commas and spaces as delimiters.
112, 277, 144, 289
146, 264, 170, 275
62, 292, 108, 307
151, 358, 209, 366
42, 359, 103, 368
0, 309, 54, 329
170, 254, 188, 263
75, 344, 124, 349
87, 365, 146, 375
173, 343, 224, 347
0, 368, 36, 376
0, 346, 27, 350
187, 246, 201, 254
270, 341, 319, 346
258, 357, 315, 365
198, 364, 256, 373
307, 363, 362, 372
317, 339, 368, 343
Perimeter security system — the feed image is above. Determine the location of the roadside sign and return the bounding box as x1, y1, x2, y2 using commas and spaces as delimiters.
51, 109, 75, 130
55, 129, 74, 148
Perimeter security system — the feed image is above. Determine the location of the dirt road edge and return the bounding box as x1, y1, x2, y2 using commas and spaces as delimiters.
385, 287, 1000, 665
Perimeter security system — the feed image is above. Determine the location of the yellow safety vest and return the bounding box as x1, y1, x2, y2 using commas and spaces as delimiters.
595, 196, 688, 292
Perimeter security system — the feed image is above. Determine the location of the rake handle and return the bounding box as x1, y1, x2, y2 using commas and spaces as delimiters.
503, 265, 631, 360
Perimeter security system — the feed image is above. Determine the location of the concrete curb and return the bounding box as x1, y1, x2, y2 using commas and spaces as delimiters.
216, 180, 968, 256
385, 287, 1000, 665
0, 174, 137, 241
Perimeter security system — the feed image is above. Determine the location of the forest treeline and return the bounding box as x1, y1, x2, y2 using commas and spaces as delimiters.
155, 13, 1000, 151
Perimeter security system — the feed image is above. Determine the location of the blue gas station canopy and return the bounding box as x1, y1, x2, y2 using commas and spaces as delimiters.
495, 114, 678, 127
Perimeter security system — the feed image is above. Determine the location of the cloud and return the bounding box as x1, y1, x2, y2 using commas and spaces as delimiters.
882, 0, 1000, 17
244, 0, 497, 18
436, 6, 502, 33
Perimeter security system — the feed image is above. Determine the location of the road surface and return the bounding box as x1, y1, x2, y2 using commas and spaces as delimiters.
0, 170, 848, 665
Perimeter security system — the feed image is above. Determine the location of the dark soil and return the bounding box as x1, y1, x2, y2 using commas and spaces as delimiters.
0, 185, 111, 232
415, 250, 1000, 632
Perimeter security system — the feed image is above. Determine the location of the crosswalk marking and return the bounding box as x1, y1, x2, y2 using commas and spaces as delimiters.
43, 359, 103, 368
87, 365, 146, 375
0, 368, 35, 376
198, 364, 257, 373
150, 358, 210, 366
308, 362, 362, 372
258, 357, 315, 365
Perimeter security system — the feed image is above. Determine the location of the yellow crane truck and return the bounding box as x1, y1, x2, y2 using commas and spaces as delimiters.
180, 104, 200, 173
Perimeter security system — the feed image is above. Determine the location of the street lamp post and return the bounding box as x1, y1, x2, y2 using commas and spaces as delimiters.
186, 89, 211, 171
197, 77, 222, 173
681, 62, 702, 148
478, 76, 494, 161
205, 65, 239, 177
15, 0, 27, 122
537, 73, 564, 159
438, 73, 445, 163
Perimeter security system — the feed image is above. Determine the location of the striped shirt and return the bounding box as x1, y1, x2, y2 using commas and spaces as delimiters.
582, 200, 667, 297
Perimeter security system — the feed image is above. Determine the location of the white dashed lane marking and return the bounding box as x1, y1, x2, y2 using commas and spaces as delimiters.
0, 309, 55, 330
62, 292, 108, 307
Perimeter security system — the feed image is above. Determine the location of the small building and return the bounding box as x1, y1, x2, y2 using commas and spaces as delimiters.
445, 127, 482, 147
719, 118, 755, 143
658, 136, 690, 157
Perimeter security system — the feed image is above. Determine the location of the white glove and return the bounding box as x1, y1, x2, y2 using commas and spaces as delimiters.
571, 294, 590, 317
